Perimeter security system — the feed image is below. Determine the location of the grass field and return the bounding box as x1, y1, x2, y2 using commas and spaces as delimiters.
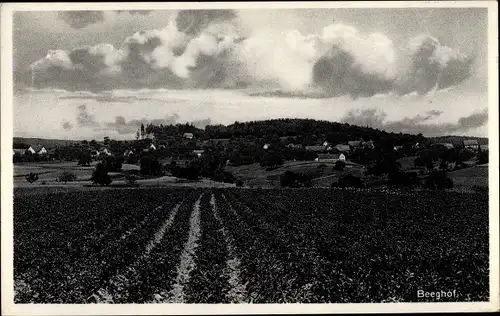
13, 187, 489, 303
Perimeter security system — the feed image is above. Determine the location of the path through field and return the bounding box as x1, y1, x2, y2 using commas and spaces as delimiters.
13, 187, 489, 303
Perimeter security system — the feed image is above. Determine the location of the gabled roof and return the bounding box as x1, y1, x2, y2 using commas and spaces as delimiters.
463, 139, 479, 146
305, 145, 326, 152
335, 144, 351, 152
31, 145, 45, 152
317, 153, 336, 159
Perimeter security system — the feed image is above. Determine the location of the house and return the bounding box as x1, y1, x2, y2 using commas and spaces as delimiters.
463, 139, 479, 150
158, 144, 166, 149
339, 153, 346, 161
123, 149, 135, 157
100, 148, 112, 156
317, 153, 336, 162
335, 144, 351, 153
91, 150, 100, 159
13, 148, 26, 156
263, 143, 271, 150
436, 143, 454, 149
286, 143, 303, 149
27, 145, 47, 155
193, 149, 204, 158
149, 143, 156, 151
322, 141, 329, 147
305, 145, 326, 152
183, 133, 194, 139
394, 145, 403, 151
480, 144, 489, 151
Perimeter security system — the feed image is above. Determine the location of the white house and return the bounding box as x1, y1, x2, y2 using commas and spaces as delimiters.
263, 143, 270, 150
193, 149, 204, 158
26, 146, 36, 154
323, 141, 329, 147
463, 139, 479, 150
100, 148, 112, 156
335, 144, 350, 153
123, 149, 134, 157
339, 153, 346, 161
183, 133, 194, 139
149, 143, 156, 151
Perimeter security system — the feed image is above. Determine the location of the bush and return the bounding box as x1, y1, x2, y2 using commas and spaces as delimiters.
125, 174, 139, 186
334, 160, 346, 171
140, 156, 164, 176
211, 168, 236, 183
172, 166, 201, 180
425, 171, 453, 189
103, 155, 124, 172
236, 179, 244, 187
388, 171, 419, 187
280, 171, 312, 188
25, 172, 39, 184
478, 150, 488, 164
333, 174, 364, 189
78, 152, 92, 166
58, 171, 77, 184
91, 163, 112, 186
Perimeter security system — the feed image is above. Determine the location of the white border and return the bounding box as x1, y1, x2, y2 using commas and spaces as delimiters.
1, 2, 499, 315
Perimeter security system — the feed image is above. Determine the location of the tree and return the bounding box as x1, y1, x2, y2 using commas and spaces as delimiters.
140, 156, 164, 176
125, 174, 139, 186
58, 171, 77, 184
103, 136, 110, 146
334, 160, 346, 171
235, 179, 244, 187
103, 155, 123, 172
25, 172, 39, 184
280, 171, 312, 188
91, 163, 111, 186
78, 151, 92, 166
478, 150, 489, 164
260, 150, 284, 170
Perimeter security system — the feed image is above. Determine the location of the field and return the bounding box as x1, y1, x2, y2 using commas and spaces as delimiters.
13, 187, 489, 303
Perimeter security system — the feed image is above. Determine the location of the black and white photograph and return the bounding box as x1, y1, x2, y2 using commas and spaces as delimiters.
1, 1, 498, 314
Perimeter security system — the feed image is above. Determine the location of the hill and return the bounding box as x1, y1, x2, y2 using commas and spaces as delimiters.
429, 135, 488, 146
13, 137, 85, 149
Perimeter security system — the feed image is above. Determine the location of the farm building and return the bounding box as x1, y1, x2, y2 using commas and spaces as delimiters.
149, 143, 156, 151
463, 139, 479, 150
305, 145, 326, 152
183, 133, 194, 139
263, 143, 271, 150
27, 145, 47, 155
13, 148, 26, 156
393, 145, 403, 151
193, 150, 204, 158
480, 144, 489, 151
339, 153, 346, 161
362, 140, 375, 148
335, 144, 350, 153
316, 154, 337, 162
322, 141, 329, 147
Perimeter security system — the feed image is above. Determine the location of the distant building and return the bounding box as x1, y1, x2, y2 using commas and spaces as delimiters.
317, 153, 336, 162
26, 146, 36, 154
394, 145, 403, 151
123, 149, 135, 157
436, 143, 454, 149
100, 148, 112, 156
362, 140, 375, 148
335, 144, 351, 153
480, 144, 489, 151
305, 145, 326, 152
149, 143, 156, 151
463, 139, 479, 150
13, 148, 26, 156
323, 141, 329, 147
263, 143, 271, 150
183, 133, 194, 139
193, 149, 204, 158
339, 153, 346, 161
286, 143, 303, 149
27, 145, 47, 155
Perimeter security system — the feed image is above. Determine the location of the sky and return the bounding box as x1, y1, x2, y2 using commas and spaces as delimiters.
12, 7, 489, 140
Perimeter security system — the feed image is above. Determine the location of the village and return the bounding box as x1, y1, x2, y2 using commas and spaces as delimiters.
12, 119, 489, 191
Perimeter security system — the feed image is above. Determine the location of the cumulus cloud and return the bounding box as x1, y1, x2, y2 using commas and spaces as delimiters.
62, 121, 74, 130
76, 104, 99, 127
26, 10, 475, 97
342, 108, 487, 136
58, 11, 106, 29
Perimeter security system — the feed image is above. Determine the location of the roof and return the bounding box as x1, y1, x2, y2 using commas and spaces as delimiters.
317, 154, 336, 159
335, 144, 351, 152
13, 148, 26, 155
348, 141, 362, 147
31, 145, 45, 152
436, 143, 454, 148
463, 139, 479, 146
193, 150, 204, 154
305, 145, 326, 152
480, 144, 489, 150
183, 132, 194, 137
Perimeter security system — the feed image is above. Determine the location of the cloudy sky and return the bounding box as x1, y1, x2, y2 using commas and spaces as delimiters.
12, 7, 489, 140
